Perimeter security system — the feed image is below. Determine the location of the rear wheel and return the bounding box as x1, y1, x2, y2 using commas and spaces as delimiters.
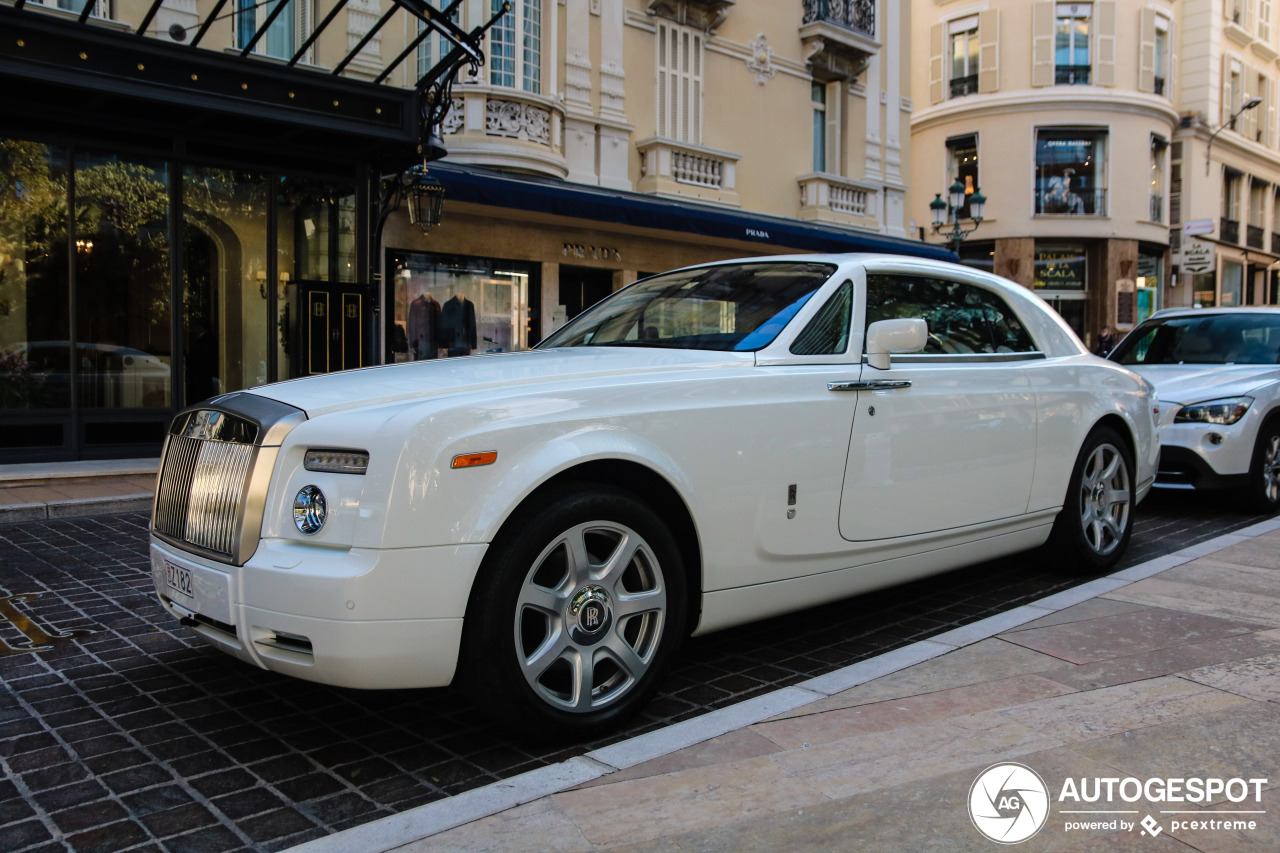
1047, 426, 1135, 575
460, 485, 686, 738
1243, 420, 1280, 514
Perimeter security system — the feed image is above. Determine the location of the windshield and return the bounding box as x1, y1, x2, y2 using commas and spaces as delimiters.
1110, 313, 1280, 365
537, 262, 838, 351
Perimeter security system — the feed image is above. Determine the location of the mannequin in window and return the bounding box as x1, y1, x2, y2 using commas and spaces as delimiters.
408, 292, 440, 360
440, 289, 477, 357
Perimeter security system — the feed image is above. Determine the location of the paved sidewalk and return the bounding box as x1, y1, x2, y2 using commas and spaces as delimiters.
292, 520, 1280, 853
0, 459, 156, 523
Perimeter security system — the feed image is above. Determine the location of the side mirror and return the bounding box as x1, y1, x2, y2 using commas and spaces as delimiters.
866, 318, 928, 370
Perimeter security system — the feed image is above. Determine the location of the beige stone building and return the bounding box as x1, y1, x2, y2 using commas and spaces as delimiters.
911, 0, 1184, 349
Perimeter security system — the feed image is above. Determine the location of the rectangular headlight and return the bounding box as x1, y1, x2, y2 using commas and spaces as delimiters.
304, 449, 370, 474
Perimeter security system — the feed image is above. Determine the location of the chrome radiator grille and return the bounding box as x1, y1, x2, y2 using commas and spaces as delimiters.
154, 435, 255, 557
153, 396, 303, 565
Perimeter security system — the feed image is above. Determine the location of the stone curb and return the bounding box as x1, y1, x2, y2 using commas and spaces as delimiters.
0, 494, 153, 525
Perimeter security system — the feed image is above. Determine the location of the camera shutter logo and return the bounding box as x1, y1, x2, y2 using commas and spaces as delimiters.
969, 762, 1050, 844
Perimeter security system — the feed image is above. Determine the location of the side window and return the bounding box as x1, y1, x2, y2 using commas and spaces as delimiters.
865, 274, 1037, 355
791, 281, 852, 355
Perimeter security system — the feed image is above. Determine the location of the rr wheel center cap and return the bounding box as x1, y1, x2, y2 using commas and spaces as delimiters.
567, 585, 613, 645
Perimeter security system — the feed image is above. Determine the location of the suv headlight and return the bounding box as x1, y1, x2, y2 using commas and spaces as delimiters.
1174, 396, 1253, 425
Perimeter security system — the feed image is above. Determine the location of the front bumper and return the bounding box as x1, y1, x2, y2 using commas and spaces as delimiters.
150, 536, 487, 690
1154, 414, 1256, 491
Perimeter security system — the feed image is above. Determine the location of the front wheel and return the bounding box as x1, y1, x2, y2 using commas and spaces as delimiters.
1243, 420, 1280, 514
459, 485, 686, 739
1047, 426, 1135, 575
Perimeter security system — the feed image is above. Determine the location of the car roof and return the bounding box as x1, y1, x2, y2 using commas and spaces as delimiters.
1146, 306, 1280, 319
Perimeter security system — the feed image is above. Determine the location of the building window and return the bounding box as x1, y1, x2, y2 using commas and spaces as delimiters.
949, 15, 979, 98
1223, 167, 1243, 243
1149, 136, 1167, 223
490, 0, 541, 93
1260, 0, 1273, 41
1153, 15, 1168, 96
1035, 129, 1106, 216
416, 2, 453, 81
946, 134, 979, 220
235, 0, 297, 58
1249, 179, 1268, 249
812, 83, 826, 172
656, 21, 704, 144
1055, 3, 1091, 85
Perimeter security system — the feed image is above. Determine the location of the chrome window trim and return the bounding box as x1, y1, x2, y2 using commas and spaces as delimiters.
862, 352, 1047, 365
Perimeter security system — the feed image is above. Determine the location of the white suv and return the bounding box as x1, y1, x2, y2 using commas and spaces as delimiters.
1109, 307, 1280, 512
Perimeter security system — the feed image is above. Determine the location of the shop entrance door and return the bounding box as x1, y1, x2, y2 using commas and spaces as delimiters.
559, 266, 615, 321
297, 281, 375, 376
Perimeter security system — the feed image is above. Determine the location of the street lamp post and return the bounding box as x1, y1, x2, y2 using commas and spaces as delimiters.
930, 177, 987, 254
1205, 95, 1263, 175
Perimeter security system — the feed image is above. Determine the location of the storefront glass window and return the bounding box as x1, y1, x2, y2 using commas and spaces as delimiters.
1221, 260, 1244, 307
1034, 242, 1088, 340
389, 252, 534, 361
74, 149, 171, 409
1035, 129, 1107, 215
183, 166, 271, 404
1, 140, 70, 411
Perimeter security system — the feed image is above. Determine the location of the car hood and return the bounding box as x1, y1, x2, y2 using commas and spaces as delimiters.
1123, 363, 1280, 404
245, 347, 756, 417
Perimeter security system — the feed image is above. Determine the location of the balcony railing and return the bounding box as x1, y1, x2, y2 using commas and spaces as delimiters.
1154, 77, 1166, 96
1055, 64, 1091, 85
802, 0, 875, 39
1221, 218, 1240, 243
1035, 187, 1106, 216
1248, 224, 1265, 249
1149, 195, 1164, 223
950, 75, 978, 99
1272, 232, 1280, 254
637, 137, 740, 206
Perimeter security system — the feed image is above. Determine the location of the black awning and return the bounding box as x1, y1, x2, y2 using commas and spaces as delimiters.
431, 163, 958, 261
0, 2, 497, 170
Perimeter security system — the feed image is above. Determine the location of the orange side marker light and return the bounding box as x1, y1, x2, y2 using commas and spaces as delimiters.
451, 451, 498, 469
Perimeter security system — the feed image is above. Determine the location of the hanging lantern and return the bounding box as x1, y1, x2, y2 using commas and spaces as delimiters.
406, 172, 446, 232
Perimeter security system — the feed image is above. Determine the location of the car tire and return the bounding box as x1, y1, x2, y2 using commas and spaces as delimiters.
1047, 425, 1135, 575
459, 484, 686, 739
1243, 420, 1280, 514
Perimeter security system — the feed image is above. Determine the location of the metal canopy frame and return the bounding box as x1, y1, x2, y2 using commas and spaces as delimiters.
2, 0, 509, 168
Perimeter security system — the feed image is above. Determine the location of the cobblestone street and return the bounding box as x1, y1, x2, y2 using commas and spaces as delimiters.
0, 492, 1266, 853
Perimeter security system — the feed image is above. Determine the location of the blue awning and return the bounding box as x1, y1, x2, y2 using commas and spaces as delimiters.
429, 163, 957, 262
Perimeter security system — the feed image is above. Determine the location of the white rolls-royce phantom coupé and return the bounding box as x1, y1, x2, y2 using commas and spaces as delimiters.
150, 255, 1158, 736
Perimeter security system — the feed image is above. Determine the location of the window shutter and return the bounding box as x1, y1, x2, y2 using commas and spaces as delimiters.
1031, 2, 1054, 88
657, 22, 669, 137
929, 23, 944, 104
1169, 19, 1177, 100
1139, 9, 1156, 93
978, 10, 999, 93
1267, 76, 1276, 147
1223, 54, 1233, 126
1096, 2, 1117, 87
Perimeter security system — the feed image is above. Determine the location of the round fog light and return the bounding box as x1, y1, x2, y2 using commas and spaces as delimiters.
1207, 432, 1224, 446
293, 485, 327, 534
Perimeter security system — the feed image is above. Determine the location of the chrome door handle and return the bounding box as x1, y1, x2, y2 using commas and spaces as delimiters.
827, 380, 912, 392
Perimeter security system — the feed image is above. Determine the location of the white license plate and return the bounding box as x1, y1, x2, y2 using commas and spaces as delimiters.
165, 560, 194, 598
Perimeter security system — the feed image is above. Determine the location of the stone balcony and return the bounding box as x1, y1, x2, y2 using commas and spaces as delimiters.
797, 173, 880, 230
636, 137, 741, 207
441, 85, 567, 179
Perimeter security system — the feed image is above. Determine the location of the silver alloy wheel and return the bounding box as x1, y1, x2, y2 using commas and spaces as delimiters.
1078, 441, 1131, 557
1262, 432, 1280, 506
514, 521, 667, 713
